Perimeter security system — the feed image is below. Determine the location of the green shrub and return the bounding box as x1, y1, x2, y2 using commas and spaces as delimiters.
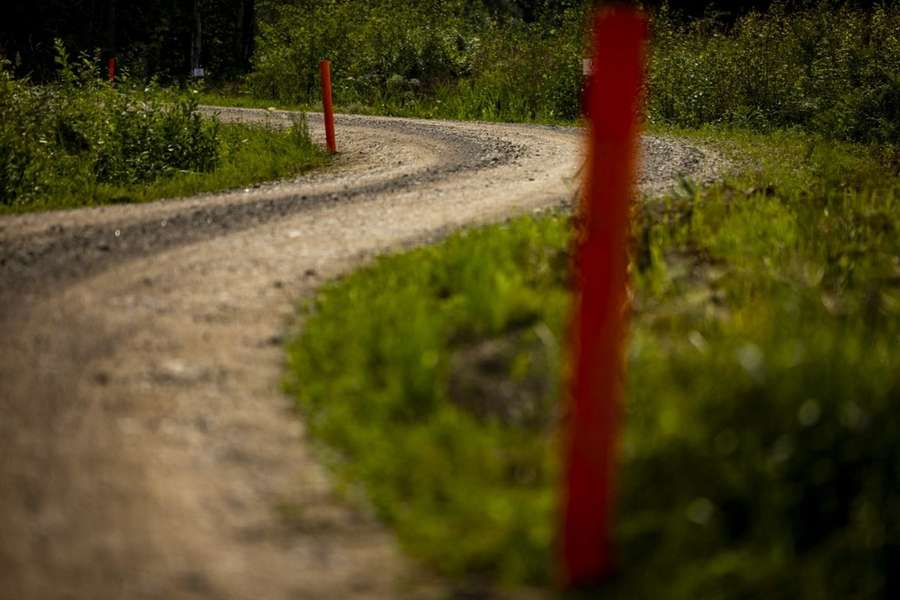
245, 1, 900, 141
648, 2, 900, 144
431, 11, 585, 122
287, 132, 900, 593
1, 41, 219, 208
247, 0, 476, 107
247, 0, 585, 122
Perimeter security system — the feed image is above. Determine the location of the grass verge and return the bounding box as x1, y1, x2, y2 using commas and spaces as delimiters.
1, 46, 329, 214
0, 119, 327, 215
286, 129, 900, 595
89, 119, 327, 206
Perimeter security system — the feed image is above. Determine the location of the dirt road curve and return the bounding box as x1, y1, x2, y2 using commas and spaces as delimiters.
0, 108, 722, 599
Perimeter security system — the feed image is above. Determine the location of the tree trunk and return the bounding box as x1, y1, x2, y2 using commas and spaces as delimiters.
239, 0, 255, 71
106, 0, 116, 58
87, 0, 97, 49
190, 0, 203, 77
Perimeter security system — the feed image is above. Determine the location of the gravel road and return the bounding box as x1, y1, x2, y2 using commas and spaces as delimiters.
0, 108, 723, 599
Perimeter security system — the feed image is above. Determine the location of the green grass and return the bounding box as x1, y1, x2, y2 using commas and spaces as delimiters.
210, 2, 900, 138
648, 3, 900, 145
236, 1, 900, 142
0, 120, 327, 214
286, 129, 900, 595
1, 44, 328, 214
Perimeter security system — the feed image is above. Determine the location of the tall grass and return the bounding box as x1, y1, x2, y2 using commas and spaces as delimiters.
648, 2, 900, 144
247, 0, 476, 107
1, 42, 217, 208
246, 0, 586, 122
1, 42, 326, 212
286, 130, 900, 593
244, 1, 900, 143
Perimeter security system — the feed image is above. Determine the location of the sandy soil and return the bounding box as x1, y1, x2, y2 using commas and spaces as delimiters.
0, 108, 724, 599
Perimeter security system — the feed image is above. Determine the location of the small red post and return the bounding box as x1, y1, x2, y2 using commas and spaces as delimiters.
561, 6, 648, 588
107, 57, 117, 83
319, 59, 337, 154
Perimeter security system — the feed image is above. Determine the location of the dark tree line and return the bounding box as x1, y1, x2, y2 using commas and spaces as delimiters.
1, 0, 254, 81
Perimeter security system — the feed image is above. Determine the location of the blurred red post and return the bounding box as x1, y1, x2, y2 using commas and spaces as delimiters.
107, 57, 117, 83
562, 6, 648, 588
319, 59, 337, 153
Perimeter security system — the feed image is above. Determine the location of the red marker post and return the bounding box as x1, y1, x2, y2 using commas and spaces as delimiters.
319, 60, 337, 154
562, 6, 648, 588
107, 57, 117, 83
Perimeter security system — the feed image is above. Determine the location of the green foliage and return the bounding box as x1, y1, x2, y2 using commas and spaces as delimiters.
287, 218, 569, 584
1, 43, 216, 207
428, 11, 585, 122
246, 1, 900, 140
247, 0, 585, 122
78, 117, 327, 210
614, 133, 900, 597
248, 1, 476, 104
648, 2, 900, 144
0, 42, 325, 212
287, 131, 900, 593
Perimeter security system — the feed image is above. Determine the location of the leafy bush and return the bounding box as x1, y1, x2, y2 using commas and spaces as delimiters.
247, 0, 585, 122
648, 2, 900, 144
246, 1, 900, 142
430, 10, 585, 122
81, 116, 327, 209
1, 41, 219, 208
248, 0, 477, 106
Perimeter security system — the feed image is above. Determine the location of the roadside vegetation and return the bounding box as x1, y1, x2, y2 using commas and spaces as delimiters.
235, 1, 900, 145
283, 0, 900, 595
649, 2, 900, 144
287, 127, 900, 595
4, 0, 899, 594
0, 45, 325, 213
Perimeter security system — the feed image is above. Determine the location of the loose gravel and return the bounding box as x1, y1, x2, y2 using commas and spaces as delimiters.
0, 108, 725, 600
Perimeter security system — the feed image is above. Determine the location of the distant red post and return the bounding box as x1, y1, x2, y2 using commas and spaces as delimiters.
562, 6, 648, 588
107, 57, 117, 83
319, 59, 337, 154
